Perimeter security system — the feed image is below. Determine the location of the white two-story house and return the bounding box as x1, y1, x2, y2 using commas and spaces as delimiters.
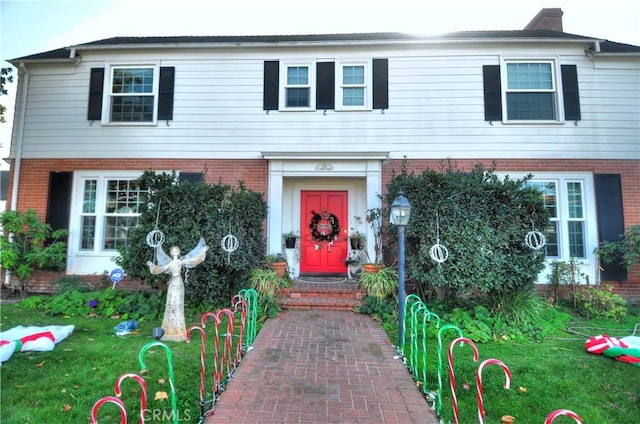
5, 9, 640, 301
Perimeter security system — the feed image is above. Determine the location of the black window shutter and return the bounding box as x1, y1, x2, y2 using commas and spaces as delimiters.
561, 64, 581, 121
178, 172, 204, 185
87, 68, 104, 120
482, 65, 502, 121
316, 62, 335, 109
263, 61, 279, 110
46, 172, 72, 246
158, 67, 175, 120
372, 58, 388, 109
594, 174, 627, 282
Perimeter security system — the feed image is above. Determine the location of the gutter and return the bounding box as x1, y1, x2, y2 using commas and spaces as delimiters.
9, 63, 29, 211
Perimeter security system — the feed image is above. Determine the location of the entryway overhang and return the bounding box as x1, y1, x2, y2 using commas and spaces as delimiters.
261, 151, 389, 262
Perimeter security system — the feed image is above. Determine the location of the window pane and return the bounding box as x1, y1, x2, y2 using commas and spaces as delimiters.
83, 180, 97, 213
80, 216, 96, 250
286, 87, 310, 107
507, 63, 552, 90
105, 179, 146, 214
567, 182, 583, 219
528, 181, 557, 217
545, 221, 559, 257
343, 66, 364, 84
110, 96, 154, 122
343, 87, 365, 106
568, 221, 585, 258
103, 216, 139, 250
287, 67, 308, 85
506, 92, 555, 120
112, 69, 154, 94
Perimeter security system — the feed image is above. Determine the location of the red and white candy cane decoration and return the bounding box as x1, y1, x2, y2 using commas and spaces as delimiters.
114, 373, 147, 424
90, 396, 127, 424
545, 409, 583, 423
186, 326, 207, 407
476, 359, 511, 424
448, 337, 479, 424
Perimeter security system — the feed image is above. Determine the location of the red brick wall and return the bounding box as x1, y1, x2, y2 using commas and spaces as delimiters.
381, 158, 640, 303
5, 158, 269, 221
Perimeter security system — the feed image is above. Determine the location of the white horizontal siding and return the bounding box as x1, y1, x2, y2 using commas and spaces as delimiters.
12, 42, 640, 161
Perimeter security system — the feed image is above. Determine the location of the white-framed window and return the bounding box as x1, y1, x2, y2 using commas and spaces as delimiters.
68, 171, 147, 273
279, 61, 315, 110
526, 178, 589, 260
77, 174, 147, 252
336, 60, 372, 110
501, 59, 559, 122
106, 64, 158, 123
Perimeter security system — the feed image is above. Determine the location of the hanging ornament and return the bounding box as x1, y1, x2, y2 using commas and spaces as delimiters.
221, 223, 239, 263
429, 212, 449, 263
525, 220, 546, 250
146, 199, 166, 264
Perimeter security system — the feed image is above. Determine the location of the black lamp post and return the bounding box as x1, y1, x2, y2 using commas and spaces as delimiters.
390, 191, 412, 352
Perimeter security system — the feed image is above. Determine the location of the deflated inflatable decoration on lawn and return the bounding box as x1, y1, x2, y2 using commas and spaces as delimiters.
0, 325, 75, 364
585, 334, 640, 366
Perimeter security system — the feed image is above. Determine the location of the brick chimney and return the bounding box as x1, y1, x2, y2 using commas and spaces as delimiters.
524, 8, 564, 32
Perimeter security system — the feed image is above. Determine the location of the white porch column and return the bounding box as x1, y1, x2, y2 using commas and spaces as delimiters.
365, 160, 383, 259
267, 160, 284, 255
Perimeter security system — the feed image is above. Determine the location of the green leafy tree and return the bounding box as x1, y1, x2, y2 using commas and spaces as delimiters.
386, 160, 549, 302
0, 209, 68, 297
596, 224, 640, 271
1, 67, 13, 123
116, 171, 268, 307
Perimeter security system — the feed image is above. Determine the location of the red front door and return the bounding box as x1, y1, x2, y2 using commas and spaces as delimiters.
300, 190, 348, 274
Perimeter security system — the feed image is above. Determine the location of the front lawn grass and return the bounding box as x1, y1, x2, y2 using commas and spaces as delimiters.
2, 299, 639, 423
0, 303, 215, 423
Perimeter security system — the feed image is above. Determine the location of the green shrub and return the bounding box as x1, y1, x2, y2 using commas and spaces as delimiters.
386, 159, 548, 302
574, 284, 627, 321
0, 209, 68, 297
115, 171, 267, 308
444, 306, 494, 343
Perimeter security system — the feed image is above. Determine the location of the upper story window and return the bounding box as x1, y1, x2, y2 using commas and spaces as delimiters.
87, 66, 175, 124
505, 61, 556, 121
109, 67, 156, 122
336, 60, 372, 110
264, 59, 388, 112
280, 62, 315, 110
482, 61, 580, 123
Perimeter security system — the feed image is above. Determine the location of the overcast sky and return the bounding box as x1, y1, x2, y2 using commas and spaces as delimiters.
1, 0, 639, 165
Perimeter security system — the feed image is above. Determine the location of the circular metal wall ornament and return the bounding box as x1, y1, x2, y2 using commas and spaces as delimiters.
429, 212, 449, 263
146, 229, 165, 248
429, 243, 449, 263
221, 224, 239, 263
525, 230, 546, 250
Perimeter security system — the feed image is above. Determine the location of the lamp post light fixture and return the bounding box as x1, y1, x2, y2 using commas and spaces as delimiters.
390, 191, 412, 353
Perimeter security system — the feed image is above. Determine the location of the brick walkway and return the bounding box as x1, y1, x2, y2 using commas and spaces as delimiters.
206, 310, 438, 423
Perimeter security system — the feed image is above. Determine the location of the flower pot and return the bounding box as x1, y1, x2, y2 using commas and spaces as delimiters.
271, 261, 287, 277
152, 327, 165, 340
363, 264, 385, 273
285, 237, 297, 248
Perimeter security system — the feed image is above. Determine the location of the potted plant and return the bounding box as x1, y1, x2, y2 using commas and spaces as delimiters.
283, 231, 299, 249
250, 266, 286, 316
360, 206, 387, 273
264, 253, 288, 277
359, 265, 398, 298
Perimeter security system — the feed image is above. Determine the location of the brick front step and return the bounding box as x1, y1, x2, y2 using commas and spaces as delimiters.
278, 280, 365, 311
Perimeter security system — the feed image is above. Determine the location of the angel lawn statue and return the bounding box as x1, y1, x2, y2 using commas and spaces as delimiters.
147, 237, 209, 342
